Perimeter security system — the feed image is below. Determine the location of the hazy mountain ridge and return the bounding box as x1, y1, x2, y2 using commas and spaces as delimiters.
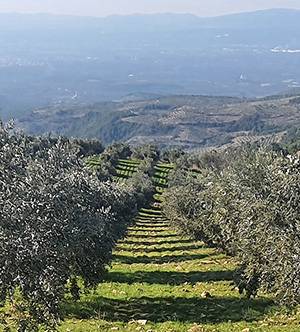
1, 8, 299, 32
1, 9, 300, 120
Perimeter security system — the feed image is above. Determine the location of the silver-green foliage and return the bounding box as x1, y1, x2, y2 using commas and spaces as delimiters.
163, 148, 300, 306
0, 123, 137, 329
126, 171, 155, 208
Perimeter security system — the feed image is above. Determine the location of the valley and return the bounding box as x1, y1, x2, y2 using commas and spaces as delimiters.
1, 9, 300, 120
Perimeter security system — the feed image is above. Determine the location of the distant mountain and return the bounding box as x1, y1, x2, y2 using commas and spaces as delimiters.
18, 92, 300, 150
1, 9, 300, 120
1, 9, 299, 32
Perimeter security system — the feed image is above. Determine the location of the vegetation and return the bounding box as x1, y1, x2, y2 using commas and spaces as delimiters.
272, 126, 300, 155
162, 146, 300, 307
58, 208, 283, 332
20, 92, 300, 150
51, 147, 300, 331
1, 121, 300, 331
0, 123, 141, 330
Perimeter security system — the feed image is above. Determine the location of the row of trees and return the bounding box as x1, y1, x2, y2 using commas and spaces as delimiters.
0, 123, 140, 330
1, 118, 299, 329
162, 147, 300, 306
92, 143, 183, 208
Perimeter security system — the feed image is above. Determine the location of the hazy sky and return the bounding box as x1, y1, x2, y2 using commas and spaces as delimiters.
0, 0, 300, 17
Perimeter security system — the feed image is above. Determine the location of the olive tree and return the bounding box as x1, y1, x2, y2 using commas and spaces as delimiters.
163, 147, 300, 306
0, 123, 137, 330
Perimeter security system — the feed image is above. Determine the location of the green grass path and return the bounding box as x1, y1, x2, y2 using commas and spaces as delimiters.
60, 207, 300, 332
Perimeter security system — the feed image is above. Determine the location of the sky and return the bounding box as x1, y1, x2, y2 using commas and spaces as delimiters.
0, 0, 300, 17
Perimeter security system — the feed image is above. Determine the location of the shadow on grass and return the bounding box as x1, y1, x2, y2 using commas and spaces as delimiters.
112, 253, 211, 264
136, 218, 166, 221
129, 244, 207, 253
131, 228, 168, 233
138, 213, 163, 217
120, 239, 196, 246
64, 294, 273, 324
129, 234, 179, 239
136, 216, 167, 220
134, 224, 170, 229
107, 269, 235, 285
135, 220, 166, 223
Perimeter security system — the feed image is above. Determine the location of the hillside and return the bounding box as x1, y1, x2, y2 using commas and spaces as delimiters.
1, 9, 300, 119
18, 92, 300, 150
1, 122, 300, 331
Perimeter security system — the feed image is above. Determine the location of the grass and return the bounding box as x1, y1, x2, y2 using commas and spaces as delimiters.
58, 207, 300, 332
113, 159, 142, 181
118, 159, 141, 165
86, 157, 141, 179
86, 156, 101, 167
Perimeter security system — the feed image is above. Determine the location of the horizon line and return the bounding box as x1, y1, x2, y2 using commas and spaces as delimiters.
0, 7, 299, 20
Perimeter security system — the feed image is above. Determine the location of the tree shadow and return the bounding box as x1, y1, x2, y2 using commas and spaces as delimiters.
136, 216, 167, 220
107, 269, 235, 285
120, 239, 196, 246
130, 244, 207, 253
112, 253, 210, 264
65, 294, 273, 324
136, 219, 165, 223
129, 234, 179, 239
131, 228, 168, 233
134, 224, 170, 229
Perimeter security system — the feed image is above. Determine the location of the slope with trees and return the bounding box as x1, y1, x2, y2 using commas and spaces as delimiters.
18, 93, 300, 150
1, 123, 300, 330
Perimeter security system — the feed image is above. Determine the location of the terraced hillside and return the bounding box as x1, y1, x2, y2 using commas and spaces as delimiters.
114, 159, 141, 182
18, 92, 300, 150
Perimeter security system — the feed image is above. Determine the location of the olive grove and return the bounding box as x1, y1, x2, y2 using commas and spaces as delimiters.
162, 148, 300, 306
0, 123, 138, 330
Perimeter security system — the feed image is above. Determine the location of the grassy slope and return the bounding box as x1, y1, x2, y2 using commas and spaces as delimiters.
57, 163, 300, 332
